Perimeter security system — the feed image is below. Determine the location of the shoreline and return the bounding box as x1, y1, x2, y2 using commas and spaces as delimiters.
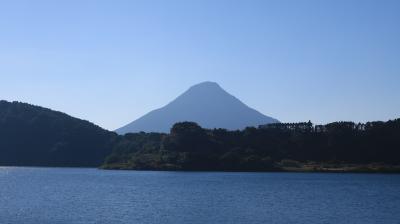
101, 163, 400, 174
1, 164, 400, 174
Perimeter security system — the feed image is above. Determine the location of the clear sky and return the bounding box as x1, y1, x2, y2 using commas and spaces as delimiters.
1, 0, 399, 130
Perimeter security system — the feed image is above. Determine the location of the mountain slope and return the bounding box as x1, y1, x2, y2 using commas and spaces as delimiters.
116, 82, 279, 134
0, 100, 117, 166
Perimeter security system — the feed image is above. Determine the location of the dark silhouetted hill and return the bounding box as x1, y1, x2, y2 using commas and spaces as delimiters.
0, 100, 117, 166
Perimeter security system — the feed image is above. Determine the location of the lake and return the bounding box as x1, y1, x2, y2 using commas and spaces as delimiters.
0, 167, 399, 224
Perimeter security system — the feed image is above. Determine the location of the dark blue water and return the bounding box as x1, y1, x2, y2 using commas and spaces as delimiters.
0, 167, 399, 224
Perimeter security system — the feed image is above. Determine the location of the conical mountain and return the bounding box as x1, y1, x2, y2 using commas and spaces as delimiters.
116, 82, 279, 134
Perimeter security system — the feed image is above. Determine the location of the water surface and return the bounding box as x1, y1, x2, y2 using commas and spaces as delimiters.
0, 167, 399, 224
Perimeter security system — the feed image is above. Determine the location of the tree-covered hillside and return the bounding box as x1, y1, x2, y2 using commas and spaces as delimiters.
0, 100, 117, 166
103, 119, 400, 171
1, 100, 399, 171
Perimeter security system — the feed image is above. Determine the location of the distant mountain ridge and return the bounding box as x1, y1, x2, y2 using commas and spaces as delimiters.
116, 82, 279, 134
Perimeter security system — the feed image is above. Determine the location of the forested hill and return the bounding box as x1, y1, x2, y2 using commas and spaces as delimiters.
0, 100, 117, 166
1, 99, 399, 171
103, 119, 400, 172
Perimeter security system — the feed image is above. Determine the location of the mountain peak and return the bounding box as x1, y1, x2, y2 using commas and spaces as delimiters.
184, 81, 225, 96
116, 82, 279, 134
190, 81, 221, 89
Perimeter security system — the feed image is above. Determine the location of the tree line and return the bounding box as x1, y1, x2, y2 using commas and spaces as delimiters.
103, 119, 400, 171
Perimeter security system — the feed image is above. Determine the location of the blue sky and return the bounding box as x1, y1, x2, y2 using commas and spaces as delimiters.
1, 0, 399, 130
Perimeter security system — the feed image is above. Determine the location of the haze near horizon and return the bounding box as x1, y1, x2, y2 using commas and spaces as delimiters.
1, 0, 399, 130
